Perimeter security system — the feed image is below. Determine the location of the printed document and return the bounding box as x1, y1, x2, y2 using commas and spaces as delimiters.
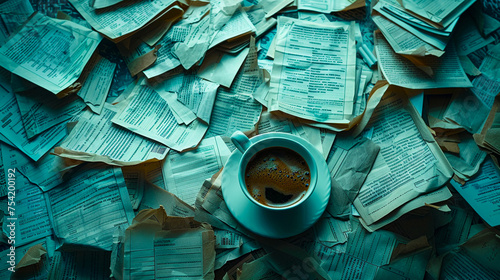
353, 92, 454, 225
205, 37, 263, 138
152, 71, 219, 124
141, 20, 190, 78
77, 54, 116, 114
139, 182, 195, 217
268, 17, 356, 124
372, 14, 444, 57
202, 191, 254, 237
314, 217, 352, 247
400, 0, 476, 28
46, 164, 135, 250
214, 236, 261, 270
440, 229, 500, 279
197, 47, 250, 88
0, 79, 66, 161
15, 90, 85, 139
0, 12, 102, 94
373, 1, 451, 51
375, 32, 472, 89
450, 159, 500, 227
194, 178, 238, 233
1, 142, 66, 192
205, 88, 262, 137
162, 136, 231, 206
317, 221, 401, 279
244, 5, 277, 38
360, 185, 452, 232
454, 13, 495, 56
257, 110, 327, 157
121, 165, 145, 209
55, 104, 169, 166
172, 4, 252, 71
162, 91, 198, 125
207, 8, 256, 49
153, 230, 214, 279
123, 208, 215, 280
2, 173, 51, 246
0, 0, 34, 46
69, 0, 177, 41
112, 84, 208, 152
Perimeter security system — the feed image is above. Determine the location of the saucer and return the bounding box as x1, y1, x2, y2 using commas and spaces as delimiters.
221, 133, 331, 239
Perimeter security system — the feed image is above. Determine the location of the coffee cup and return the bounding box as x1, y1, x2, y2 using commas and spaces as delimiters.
230, 131, 317, 211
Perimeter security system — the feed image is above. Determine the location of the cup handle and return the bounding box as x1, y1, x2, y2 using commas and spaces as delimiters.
231, 131, 251, 154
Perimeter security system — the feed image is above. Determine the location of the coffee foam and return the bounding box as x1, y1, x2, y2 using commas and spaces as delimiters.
245, 147, 310, 207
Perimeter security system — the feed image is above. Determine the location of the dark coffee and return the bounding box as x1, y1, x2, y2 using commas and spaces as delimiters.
244, 147, 310, 207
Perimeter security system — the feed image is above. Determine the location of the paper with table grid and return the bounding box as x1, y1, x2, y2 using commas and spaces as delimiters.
268, 17, 357, 124
0, 12, 102, 94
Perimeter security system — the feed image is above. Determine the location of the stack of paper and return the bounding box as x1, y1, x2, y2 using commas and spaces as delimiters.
373, 0, 475, 54
268, 17, 357, 124
69, 0, 183, 43
0, 13, 102, 96
118, 1, 258, 79
1, 0, 500, 279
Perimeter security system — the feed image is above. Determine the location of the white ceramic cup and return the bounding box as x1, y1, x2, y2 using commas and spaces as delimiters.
230, 131, 318, 211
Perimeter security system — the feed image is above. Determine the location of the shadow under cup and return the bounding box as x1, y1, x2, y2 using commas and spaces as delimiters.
238, 137, 318, 211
